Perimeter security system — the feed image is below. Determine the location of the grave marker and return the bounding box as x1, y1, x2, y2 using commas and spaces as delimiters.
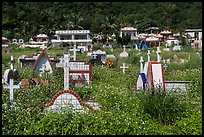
147, 50, 151, 62
56, 54, 70, 90
140, 56, 144, 73
3, 56, 21, 103
156, 46, 161, 62
120, 63, 128, 74
69, 44, 80, 61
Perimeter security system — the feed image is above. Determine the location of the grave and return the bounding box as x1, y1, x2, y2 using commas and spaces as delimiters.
56, 54, 92, 88
120, 63, 128, 74
33, 50, 53, 76
43, 90, 100, 114
163, 43, 170, 51
69, 44, 80, 61
3, 56, 21, 104
18, 50, 58, 68
136, 50, 190, 92
119, 45, 129, 58
45, 52, 98, 114
91, 50, 107, 64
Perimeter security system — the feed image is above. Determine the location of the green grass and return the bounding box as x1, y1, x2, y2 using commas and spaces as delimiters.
2, 46, 202, 135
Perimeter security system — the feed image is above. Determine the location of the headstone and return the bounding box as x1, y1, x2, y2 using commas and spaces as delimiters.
119, 46, 129, 58
92, 53, 97, 59
146, 62, 165, 91
140, 56, 144, 73
156, 46, 161, 62
44, 90, 100, 114
56, 54, 70, 90
69, 44, 80, 61
33, 50, 53, 75
120, 63, 128, 74
3, 56, 21, 103
69, 61, 92, 87
92, 50, 107, 63
147, 50, 151, 62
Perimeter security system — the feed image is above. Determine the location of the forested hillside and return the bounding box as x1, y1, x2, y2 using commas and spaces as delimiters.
2, 2, 202, 40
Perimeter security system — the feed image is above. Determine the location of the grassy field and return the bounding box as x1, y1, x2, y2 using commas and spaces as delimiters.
2, 44, 202, 135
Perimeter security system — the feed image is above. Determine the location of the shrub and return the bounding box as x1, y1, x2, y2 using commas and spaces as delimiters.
136, 90, 188, 125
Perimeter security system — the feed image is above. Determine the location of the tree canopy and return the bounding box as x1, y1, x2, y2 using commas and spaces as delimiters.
2, 2, 202, 40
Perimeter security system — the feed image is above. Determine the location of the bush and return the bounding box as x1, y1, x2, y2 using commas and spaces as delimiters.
136, 90, 188, 125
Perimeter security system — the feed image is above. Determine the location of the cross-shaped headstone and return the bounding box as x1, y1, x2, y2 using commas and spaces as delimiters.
120, 63, 128, 74
69, 44, 80, 61
56, 54, 70, 90
147, 50, 151, 62
123, 45, 126, 52
156, 46, 161, 62
92, 53, 97, 59
39, 64, 49, 77
3, 56, 20, 104
140, 56, 144, 73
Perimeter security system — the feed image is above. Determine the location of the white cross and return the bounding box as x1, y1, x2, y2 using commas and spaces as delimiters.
69, 44, 80, 61
56, 54, 70, 90
140, 56, 144, 73
39, 64, 49, 77
120, 63, 128, 74
147, 50, 151, 62
92, 53, 97, 59
3, 56, 20, 104
135, 44, 138, 50
156, 46, 161, 62
123, 45, 126, 52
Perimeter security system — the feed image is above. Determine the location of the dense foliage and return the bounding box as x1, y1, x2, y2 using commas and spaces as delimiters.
2, 46, 202, 135
2, 2, 202, 40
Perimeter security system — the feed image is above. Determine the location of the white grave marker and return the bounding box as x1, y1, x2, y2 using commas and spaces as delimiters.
56, 54, 70, 90
92, 53, 97, 59
156, 46, 161, 62
120, 63, 128, 74
147, 50, 151, 62
3, 56, 21, 103
70, 44, 80, 61
140, 56, 144, 73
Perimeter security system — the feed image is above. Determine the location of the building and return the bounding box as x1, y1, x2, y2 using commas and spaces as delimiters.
120, 26, 138, 43
51, 30, 93, 51
183, 29, 202, 44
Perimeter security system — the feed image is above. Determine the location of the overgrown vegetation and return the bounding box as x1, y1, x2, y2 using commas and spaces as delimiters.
2, 46, 202, 135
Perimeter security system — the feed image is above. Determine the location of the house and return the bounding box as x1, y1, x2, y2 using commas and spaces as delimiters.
184, 29, 202, 41
51, 30, 93, 51
145, 36, 159, 47
192, 40, 202, 49
120, 26, 138, 43
160, 30, 173, 42
145, 27, 160, 35
2, 37, 9, 54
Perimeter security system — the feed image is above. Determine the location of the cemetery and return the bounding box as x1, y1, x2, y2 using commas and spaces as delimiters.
2, 2, 202, 135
